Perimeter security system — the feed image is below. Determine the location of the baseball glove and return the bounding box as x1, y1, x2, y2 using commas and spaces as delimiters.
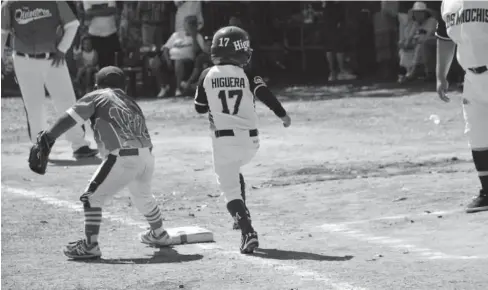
28, 131, 55, 175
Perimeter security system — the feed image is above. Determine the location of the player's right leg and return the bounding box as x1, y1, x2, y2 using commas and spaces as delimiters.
127, 148, 172, 247
63, 154, 136, 259
461, 74, 488, 213
233, 173, 251, 230
12, 56, 48, 143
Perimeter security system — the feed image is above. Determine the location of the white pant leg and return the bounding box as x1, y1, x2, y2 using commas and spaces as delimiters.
44, 61, 90, 151
127, 149, 158, 215
81, 154, 138, 208
462, 72, 488, 150
12, 56, 48, 143
212, 131, 259, 202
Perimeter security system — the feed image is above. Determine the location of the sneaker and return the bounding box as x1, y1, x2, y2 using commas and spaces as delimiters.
63, 239, 101, 259
175, 89, 182, 97
73, 146, 98, 159
157, 86, 169, 98
337, 71, 356, 80
328, 74, 337, 82
240, 231, 259, 254
139, 229, 172, 247
466, 190, 488, 213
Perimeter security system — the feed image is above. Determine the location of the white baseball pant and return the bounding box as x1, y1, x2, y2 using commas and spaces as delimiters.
462, 70, 488, 150
13, 54, 89, 150
212, 129, 260, 202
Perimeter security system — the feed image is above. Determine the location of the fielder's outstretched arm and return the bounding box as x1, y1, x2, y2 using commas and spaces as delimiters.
435, 19, 456, 80
46, 93, 97, 140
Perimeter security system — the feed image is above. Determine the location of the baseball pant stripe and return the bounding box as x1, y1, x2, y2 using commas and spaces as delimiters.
81, 155, 117, 206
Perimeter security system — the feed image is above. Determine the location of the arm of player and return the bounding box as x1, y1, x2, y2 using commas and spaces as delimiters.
435, 19, 455, 80
249, 74, 291, 127
56, 1, 80, 54
45, 93, 97, 140
194, 68, 210, 114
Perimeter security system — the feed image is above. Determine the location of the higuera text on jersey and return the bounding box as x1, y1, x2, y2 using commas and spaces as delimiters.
436, 0, 488, 68
194, 65, 287, 130
67, 89, 152, 154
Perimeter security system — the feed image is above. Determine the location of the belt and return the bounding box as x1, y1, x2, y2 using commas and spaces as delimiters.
215, 129, 258, 138
468, 65, 487, 74
116, 147, 153, 157
15, 52, 55, 59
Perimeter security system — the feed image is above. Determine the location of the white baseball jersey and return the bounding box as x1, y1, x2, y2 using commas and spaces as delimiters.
436, 0, 488, 69
194, 65, 287, 131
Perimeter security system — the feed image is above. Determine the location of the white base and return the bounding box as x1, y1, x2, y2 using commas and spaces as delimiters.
166, 226, 214, 245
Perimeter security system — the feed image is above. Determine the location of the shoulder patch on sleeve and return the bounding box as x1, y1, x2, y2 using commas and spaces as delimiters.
253, 76, 266, 86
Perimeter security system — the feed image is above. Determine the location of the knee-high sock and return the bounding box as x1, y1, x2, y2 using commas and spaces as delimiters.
84, 207, 102, 244
144, 205, 164, 235
472, 150, 488, 190
227, 199, 254, 234
239, 173, 251, 218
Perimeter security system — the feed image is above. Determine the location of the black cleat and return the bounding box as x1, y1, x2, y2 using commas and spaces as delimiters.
240, 231, 259, 254
73, 146, 98, 159
466, 190, 488, 213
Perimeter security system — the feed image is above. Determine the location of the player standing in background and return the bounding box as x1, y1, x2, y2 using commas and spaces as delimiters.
436, 0, 488, 213
34, 66, 172, 259
194, 26, 291, 254
1, 0, 98, 159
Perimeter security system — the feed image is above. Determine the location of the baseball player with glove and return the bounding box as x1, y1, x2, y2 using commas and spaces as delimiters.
436, 0, 488, 213
194, 26, 291, 254
1, 0, 97, 159
29, 66, 172, 259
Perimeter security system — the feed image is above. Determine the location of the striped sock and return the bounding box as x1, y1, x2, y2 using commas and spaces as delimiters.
144, 205, 163, 234
84, 207, 102, 244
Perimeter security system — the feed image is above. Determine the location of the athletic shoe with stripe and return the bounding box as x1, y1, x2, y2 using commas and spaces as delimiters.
63, 239, 101, 259
240, 231, 259, 254
466, 190, 488, 213
139, 229, 172, 247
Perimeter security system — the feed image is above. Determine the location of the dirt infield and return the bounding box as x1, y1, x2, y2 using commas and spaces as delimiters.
2, 84, 487, 290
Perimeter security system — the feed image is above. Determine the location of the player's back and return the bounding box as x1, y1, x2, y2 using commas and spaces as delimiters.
79, 88, 152, 154
202, 65, 258, 130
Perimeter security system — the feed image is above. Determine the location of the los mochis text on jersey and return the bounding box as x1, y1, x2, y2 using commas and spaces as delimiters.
445, 8, 488, 28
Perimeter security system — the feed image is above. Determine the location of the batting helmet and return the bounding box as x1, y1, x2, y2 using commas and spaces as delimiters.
211, 26, 252, 67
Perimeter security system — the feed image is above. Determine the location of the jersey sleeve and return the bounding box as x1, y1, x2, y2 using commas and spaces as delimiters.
245, 71, 287, 118
435, 17, 451, 41
194, 67, 211, 114
1, 2, 11, 33
57, 1, 78, 27
66, 92, 97, 123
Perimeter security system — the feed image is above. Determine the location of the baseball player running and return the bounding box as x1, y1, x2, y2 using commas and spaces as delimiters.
33, 66, 171, 259
194, 26, 291, 254
436, 0, 488, 213
1, 1, 97, 158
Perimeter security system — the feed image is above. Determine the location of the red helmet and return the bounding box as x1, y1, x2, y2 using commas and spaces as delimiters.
211, 26, 252, 67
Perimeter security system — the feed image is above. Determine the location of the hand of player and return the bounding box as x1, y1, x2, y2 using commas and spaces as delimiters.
180, 81, 188, 90
436, 77, 450, 103
51, 49, 66, 67
281, 115, 291, 128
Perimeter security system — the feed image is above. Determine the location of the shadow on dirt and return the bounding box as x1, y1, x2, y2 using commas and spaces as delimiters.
48, 156, 103, 166
252, 248, 353, 261
70, 247, 203, 264
264, 157, 472, 188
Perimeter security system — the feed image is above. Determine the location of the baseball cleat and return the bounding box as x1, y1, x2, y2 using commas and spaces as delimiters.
73, 146, 98, 159
466, 190, 488, 213
139, 229, 172, 247
240, 231, 259, 254
63, 239, 101, 259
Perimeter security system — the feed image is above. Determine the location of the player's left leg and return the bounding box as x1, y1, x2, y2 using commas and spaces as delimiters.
127, 149, 171, 247
44, 62, 97, 158
233, 173, 251, 230
461, 73, 488, 213
63, 154, 137, 259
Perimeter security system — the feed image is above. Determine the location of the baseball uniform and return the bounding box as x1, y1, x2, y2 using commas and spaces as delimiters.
41, 66, 171, 259
1, 0, 97, 157
436, 0, 488, 213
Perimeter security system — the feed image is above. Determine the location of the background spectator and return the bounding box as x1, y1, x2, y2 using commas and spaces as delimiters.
322, 1, 356, 81
174, 1, 204, 32
149, 16, 204, 98
83, 1, 122, 67
73, 36, 99, 96
138, 1, 173, 49
180, 35, 212, 95
398, 2, 437, 83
